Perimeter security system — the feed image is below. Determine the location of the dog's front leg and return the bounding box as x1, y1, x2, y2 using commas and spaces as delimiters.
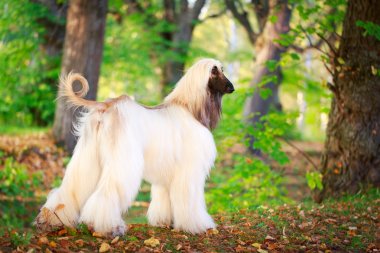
79, 126, 143, 237
170, 168, 215, 234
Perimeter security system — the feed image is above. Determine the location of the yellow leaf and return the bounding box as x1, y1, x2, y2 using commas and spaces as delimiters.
111, 236, 119, 244
92, 231, 105, 238
144, 237, 160, 247
38, 236, 49, 245
371, 66, 378, 75
99, 242, 111, 252
210, 228, 219, 235
176, 244, 182, 250
49, 241, 57, 248
252, 243, 261, 249
258, 249, 268, 253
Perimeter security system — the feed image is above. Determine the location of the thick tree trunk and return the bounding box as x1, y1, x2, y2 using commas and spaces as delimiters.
243, 0, 291, 154
316, 0, 380, 201
52, 0, 107, 153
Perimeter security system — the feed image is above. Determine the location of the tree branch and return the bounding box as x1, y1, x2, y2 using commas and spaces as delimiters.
199, 8, 227, 23
192, 0, 206, 21
251, 0, 270, 33
282, 138, 319, 172
225, 0, 258, 45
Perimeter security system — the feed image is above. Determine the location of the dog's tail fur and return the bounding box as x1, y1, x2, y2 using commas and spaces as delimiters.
59, 72, 104, 109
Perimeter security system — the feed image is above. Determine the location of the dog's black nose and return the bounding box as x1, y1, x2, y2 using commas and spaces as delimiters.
225, 79, 235, 93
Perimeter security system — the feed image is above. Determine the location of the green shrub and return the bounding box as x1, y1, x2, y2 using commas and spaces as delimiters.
0, 157, 42, 198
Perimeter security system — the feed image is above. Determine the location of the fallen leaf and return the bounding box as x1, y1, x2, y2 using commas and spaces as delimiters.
176, 244, 182, 250
235, 245, 246, 252
99, 242, 111, 252
144, 237, 160, 247
38, 236, 49, 245
207, 228, 219, 235
49, 241, 57, 248
93, 231, 105, 238
75, 239, 84, 247
45, 249, 52, 253
111, 236, 119, 244
252, 243, 261, 249
258, 249, 268, 253
265, 235, 275, 241
57, 228, 67, 236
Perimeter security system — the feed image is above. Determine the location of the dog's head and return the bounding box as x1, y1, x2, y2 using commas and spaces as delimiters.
165, 58, 235, 130
208, 65, 235, 95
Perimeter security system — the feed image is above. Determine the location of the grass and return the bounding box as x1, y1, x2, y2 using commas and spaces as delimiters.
0, 125, 49, 135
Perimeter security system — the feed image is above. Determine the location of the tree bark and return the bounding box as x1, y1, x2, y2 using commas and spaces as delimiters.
52, 0, 108, 153
243, 0, 291, 154
161, 0, 206, 94
316, 0, 380, 201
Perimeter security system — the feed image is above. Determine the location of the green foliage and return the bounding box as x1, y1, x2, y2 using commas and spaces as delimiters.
0, 157, 42, 198
0, 0, 58, 126
207, 155, 290, 213
208, 88, 293, 213
10, 231, 32, 247
248, 113, 294, 165
305, 171, 323, 190
356, 21, 380, 41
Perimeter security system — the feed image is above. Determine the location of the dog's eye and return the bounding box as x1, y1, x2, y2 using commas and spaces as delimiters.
211, 66, 218, 75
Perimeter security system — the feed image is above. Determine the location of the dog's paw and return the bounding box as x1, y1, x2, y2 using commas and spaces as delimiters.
34, 207, 64, 232
111, 224, 127, 237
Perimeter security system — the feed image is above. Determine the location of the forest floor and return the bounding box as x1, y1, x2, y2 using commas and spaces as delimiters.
0, 133, 379, 252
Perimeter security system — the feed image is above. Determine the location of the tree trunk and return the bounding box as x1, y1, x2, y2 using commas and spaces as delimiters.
52, 0, 108, 153
316, 0, 380, 201
160, 0, 206, 95
243, 0, 291, 154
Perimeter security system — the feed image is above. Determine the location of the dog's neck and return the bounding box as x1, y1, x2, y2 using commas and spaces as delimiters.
170, 91, 222, 130
196, 91, 222, 130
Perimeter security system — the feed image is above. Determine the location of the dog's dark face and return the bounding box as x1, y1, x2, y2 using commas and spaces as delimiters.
208, 66, 235, 94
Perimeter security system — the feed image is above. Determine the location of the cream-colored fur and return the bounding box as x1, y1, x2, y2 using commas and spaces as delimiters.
36, 59, 224, 236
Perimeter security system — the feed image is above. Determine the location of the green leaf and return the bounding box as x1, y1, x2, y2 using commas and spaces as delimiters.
269, 15, 278, 24
290, 53, 301, 60
356, 20, 380, 41
265, 60, 278, 72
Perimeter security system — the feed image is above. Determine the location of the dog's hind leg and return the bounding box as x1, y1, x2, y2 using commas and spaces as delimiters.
169, 168, 215, 234
147, 185, 171, 227
35, 113, 102, 231
79, 108, 143, 236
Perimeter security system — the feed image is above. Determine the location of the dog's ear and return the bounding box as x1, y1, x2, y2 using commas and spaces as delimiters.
208, 66, 234, 95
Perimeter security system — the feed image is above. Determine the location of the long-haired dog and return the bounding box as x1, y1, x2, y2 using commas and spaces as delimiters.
35, 58, 234, 236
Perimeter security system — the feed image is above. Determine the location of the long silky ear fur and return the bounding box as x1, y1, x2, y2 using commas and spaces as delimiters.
58, 72, 102, 109
164, 58, 223, 129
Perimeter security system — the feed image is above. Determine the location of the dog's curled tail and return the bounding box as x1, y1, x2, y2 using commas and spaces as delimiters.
59, 72, 103, 109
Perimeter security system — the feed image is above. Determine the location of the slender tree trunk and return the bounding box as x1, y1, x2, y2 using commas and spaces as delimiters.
52, 0, 108, 153
244, 0, 291, 154
160, 0, 205, 95
315, 0, 380, 201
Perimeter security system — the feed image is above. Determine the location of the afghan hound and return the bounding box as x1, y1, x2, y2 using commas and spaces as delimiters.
35, 58, 234, 236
